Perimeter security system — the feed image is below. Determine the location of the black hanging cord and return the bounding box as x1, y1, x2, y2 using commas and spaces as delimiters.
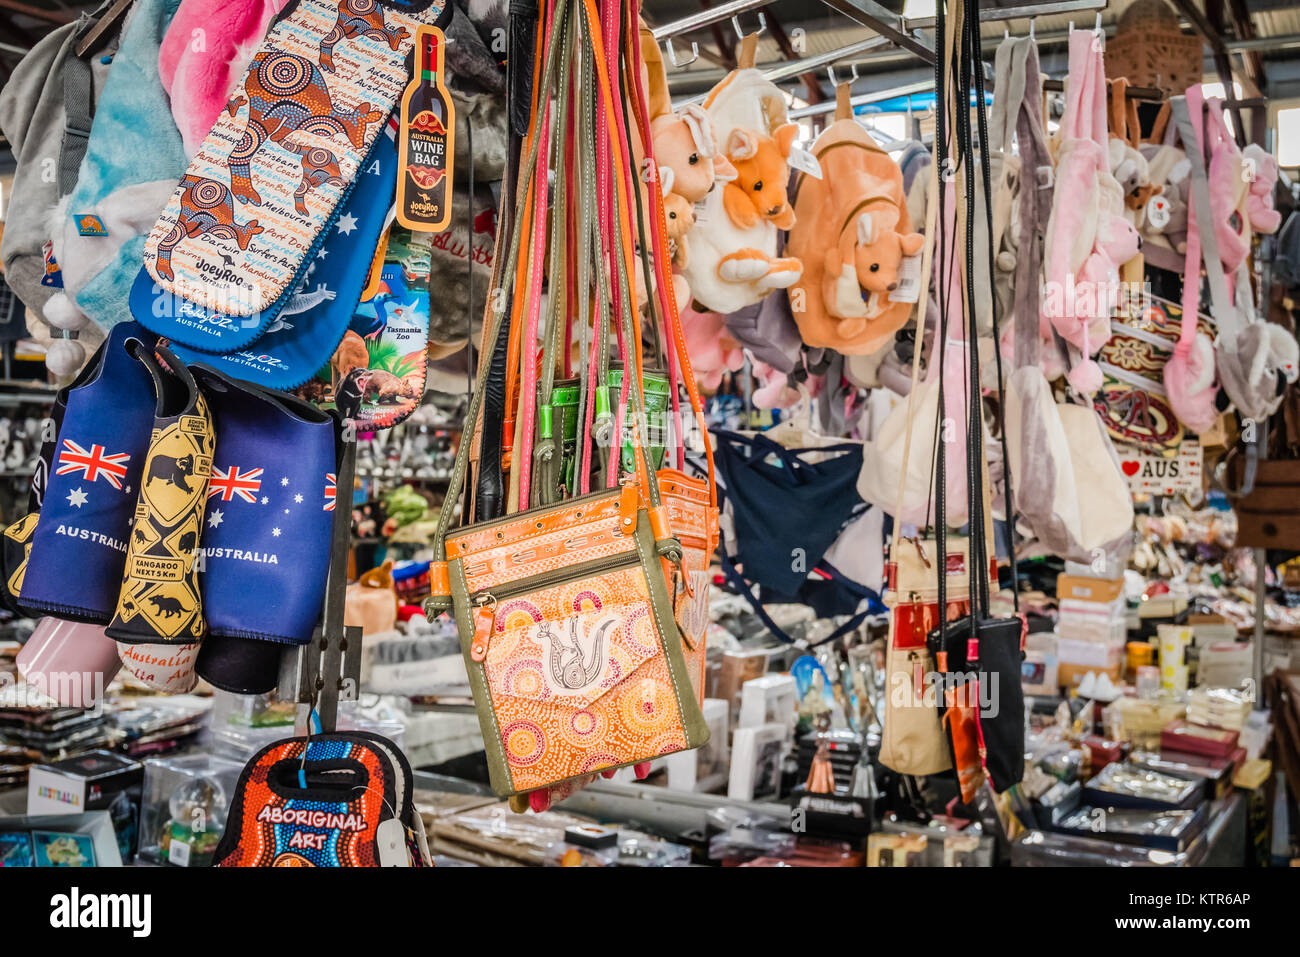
968, 0, 1020, 611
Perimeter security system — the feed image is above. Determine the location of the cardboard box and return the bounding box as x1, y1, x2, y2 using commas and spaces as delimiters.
1056, 574, 1125, 603
665, 698, 729, 792
1196, 642, 1253, 689
1057, 636, 1124, 669
26, 750, 142, 862
1058, 661, 1123, 690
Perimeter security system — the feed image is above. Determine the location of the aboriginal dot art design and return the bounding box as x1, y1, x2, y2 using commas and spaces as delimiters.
659, 469, 719, 706
482, 565, 689, 793
215, 736, 395, 867
143, 0, 446, 317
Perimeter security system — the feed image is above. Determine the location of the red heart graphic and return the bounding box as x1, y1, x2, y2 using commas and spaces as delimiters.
1121, 460, 1141, 476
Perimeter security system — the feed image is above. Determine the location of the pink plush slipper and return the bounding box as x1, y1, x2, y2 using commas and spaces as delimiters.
158, 0, 291, 158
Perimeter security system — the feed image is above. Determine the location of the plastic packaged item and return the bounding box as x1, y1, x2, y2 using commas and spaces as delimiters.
138, 753, 244, 867
1083, 762, 1203, 810
867, 832, 929, 866
877, 814, 995, 867
1050, 804, 1208, 852
707, 823, 798, 864
1013, 827, 1205, 866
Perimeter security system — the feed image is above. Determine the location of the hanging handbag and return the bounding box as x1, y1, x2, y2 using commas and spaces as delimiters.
876, 15, 954, 778
215, 731, 432, 867
928, 0, 1024, 795
421, 0, 707, 798
999, 35, 1134, 565
1172, 95, 1299, 425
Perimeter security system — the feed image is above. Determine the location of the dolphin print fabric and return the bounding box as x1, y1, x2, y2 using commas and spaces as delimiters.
136, 0, 447, 350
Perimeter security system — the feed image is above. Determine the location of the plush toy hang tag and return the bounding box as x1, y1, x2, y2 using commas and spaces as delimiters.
889, 254, 923, 303
1147, 193, 1172, 230
396, 25, 455, 232
787, 145, 823, 180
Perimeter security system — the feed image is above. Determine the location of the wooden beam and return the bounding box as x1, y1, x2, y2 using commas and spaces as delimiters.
1170, 0, 1248, 146
1226, 0, 1267, 95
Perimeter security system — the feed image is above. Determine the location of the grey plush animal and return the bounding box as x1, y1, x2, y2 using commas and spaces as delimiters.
1218, 321, 1300, 422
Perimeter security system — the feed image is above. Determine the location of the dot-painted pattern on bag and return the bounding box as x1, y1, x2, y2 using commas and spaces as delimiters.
482, 566, 689, 793
143, 0, 445, 316
216, 737, 391, 867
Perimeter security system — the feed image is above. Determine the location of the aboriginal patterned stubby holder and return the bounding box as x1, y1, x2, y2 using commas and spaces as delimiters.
134, 0, 448, 353
3, 323, 159, 623
107, 344, 215, 645
215, 731, 432, 867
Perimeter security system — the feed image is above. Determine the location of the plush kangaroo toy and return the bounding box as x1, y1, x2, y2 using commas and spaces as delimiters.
786, 86, 923, 354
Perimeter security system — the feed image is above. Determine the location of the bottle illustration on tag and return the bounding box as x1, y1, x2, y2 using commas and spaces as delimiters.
397, 25, 455, 233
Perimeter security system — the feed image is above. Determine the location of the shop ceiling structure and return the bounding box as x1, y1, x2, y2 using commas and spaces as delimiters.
641, 0, 1300, 127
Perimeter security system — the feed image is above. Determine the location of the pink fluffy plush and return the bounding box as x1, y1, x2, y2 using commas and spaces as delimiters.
751, 360, 802, 410
158, 0, 291, 157
682, 306, 744, 390
1243, 144, 1282, 235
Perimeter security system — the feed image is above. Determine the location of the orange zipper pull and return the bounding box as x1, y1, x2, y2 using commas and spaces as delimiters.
470, 594, 497, 662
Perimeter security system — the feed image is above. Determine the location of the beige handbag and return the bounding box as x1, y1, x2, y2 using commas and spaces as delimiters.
875, 85, 954, 777
880, 538, 969, 775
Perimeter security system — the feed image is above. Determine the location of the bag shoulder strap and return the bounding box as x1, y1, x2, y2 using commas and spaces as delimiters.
1172, 94, 1237, 339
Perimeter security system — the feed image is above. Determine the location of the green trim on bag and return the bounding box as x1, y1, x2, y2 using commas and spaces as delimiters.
451, 556, 513, 796
633, 510, 710, 752
452, 503, 708, 797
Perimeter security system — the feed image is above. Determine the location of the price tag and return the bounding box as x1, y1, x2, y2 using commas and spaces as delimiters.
376, 819, 410, 867
168, 839, 191, 867
889, 254, 923, 303
787, 146, 823, 179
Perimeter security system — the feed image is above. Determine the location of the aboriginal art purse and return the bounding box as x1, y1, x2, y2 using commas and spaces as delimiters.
215, 731, 432, 867
134, 0, 448, 353
422, 0, 710, 798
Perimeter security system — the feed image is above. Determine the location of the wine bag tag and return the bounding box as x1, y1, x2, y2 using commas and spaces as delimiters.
397, 25, 456, 233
